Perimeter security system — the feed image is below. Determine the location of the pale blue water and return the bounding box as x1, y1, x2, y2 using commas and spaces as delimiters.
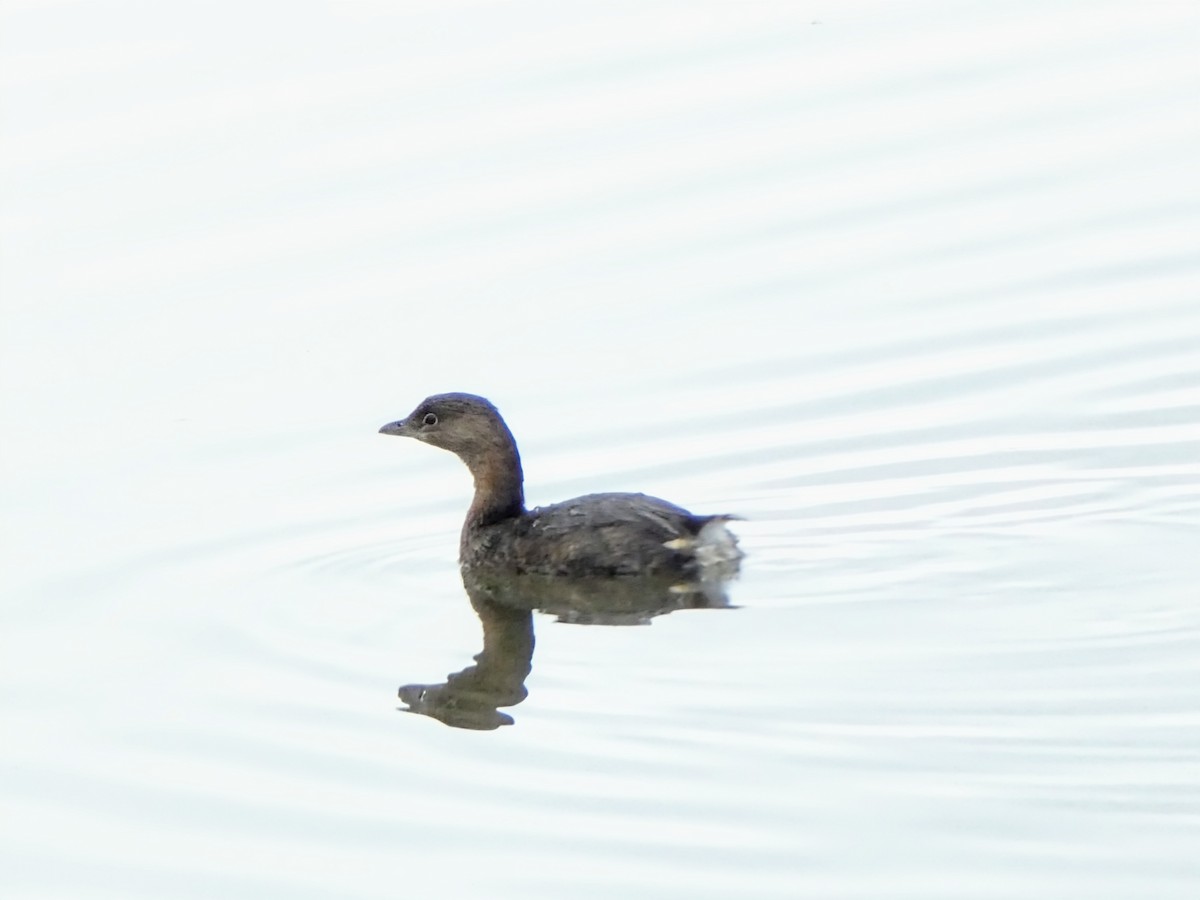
3, 2, 1199, 897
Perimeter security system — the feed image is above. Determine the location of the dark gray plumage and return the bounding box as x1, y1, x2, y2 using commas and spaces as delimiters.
380, 392, 741, 577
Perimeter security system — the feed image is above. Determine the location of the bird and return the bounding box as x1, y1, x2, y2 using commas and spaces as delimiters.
380, 392, 741, 577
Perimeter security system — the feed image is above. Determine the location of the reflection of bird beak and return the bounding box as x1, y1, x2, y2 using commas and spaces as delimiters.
379, 419, 407, 436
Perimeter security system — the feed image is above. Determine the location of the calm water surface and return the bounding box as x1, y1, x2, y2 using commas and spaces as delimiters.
3, 2, 1200, 897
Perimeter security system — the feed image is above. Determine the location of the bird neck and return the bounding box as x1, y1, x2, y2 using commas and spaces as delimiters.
464, 440, 525, 527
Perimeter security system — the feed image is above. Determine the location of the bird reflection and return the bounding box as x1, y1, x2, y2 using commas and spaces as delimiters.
398, 570, 736, 730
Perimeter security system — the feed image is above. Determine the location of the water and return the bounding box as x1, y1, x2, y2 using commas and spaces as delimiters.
3, 1, 1200, 897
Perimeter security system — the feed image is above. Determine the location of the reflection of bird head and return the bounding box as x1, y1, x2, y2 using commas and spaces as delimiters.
397, 680, 516, 731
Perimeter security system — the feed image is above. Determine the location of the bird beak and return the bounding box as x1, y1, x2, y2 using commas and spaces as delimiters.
379, 419, 408, 436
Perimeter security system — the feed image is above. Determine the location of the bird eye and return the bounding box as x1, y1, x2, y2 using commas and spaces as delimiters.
422, 412, 438, 426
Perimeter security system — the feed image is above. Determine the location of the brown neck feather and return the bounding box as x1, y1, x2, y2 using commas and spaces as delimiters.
464, 442, 525, 528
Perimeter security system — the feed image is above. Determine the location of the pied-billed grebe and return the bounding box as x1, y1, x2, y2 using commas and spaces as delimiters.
379, 393, 741, 576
